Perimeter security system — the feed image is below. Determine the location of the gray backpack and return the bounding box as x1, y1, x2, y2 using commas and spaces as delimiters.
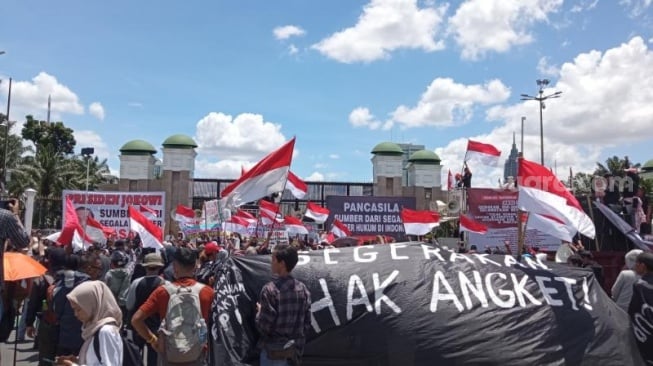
160, 282, 206, 363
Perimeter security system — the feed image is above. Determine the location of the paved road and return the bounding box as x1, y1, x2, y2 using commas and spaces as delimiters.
0, 332, 39, 366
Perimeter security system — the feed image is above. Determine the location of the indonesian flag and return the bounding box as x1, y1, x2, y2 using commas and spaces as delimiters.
284, 216, 309, 235
174, 204, 196, 224
517, 158, 595, 238
259, 199, 282, 225
220, 138, 295, 207
459, 214, 488, 234
527, 212, 576, 243
235, 209, 257, 225
222, 216, 250, 236
286, 171, 307, 199
128, 206, 163, 250
465, 140, 501, 166
84, 216, 109, 245
140, 205, 158, 218
447, 169, 454, 191
304, 202, 330, 224
58, 197, 91, 248
331, 219, 351, 238
401, 208, 440, 236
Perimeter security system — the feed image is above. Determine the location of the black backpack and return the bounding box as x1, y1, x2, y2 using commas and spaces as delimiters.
93, 328, 143, 366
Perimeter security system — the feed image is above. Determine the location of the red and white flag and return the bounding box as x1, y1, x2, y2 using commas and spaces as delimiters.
235, 209, 257, 225
128, 206, 163, 250
517, 158, 595, 238
465, 140, 501, 166
284, 216, 309, 235
222, 216, 250, 236
304, 202, 330, 224
220, 138, 296, 207
527, 212, 576, 243
331, 219, 351, 238
84, 216, 109, 245
140, 205, 158, 218
259, 199, 282, 225
401, 208, 440, 236
174, 204, 196, 224
286, 171, 307, 199
459, 214, 488, 234
241, 165, 247, 177
447, 169, 454, 191
58, 197, 91, 249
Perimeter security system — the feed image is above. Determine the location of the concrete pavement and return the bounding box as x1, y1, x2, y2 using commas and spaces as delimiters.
0, 332, 39, 366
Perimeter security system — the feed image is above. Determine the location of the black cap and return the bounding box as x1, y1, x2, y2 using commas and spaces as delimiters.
173, 247, 198, 266
637, 252, 653, 269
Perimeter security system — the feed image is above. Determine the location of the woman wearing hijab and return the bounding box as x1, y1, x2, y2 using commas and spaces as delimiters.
55, 281, 123, 366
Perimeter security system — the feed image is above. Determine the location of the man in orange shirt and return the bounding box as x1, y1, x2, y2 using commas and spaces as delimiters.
131, 247, 214, 365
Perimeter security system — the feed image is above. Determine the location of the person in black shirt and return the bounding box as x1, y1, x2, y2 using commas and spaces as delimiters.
629, 252, 653, 364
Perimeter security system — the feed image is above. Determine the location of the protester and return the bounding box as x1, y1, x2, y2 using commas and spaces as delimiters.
256, 245, 312, 366
56, 281, 123, 366
131, 247, 214, 366
197, 241, 221, 286
125, 252, 166, 366
611, 249, 643, 312
628, 252, 653, 364
25, 250, 58, 366
104, 250, 131, 319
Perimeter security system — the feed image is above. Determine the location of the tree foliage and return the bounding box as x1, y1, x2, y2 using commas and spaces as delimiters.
594, 155, 641, 177
21, 115, 76, 155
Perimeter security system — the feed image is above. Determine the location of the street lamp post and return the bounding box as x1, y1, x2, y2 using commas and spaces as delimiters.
2, 77, 11, 196
521, 79, 562, 166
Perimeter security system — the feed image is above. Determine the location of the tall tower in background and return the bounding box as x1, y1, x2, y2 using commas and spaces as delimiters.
503, 133, 519, 181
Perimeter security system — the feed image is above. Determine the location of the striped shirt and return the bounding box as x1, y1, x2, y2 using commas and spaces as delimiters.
0, 209, 30, 287
256, 276, 311, 352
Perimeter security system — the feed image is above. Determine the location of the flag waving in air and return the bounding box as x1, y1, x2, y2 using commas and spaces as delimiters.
517, 158, 595, 239
304, 202, 330, 224
286, 171, 307, 199
220, 137, 296, 207
459, 214, 488, 234
331, 219, 352, 238
465, 140, 501, 166
401, 208, 440, 236
128, 206, 163, 249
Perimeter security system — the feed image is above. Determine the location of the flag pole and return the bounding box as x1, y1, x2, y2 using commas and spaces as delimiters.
586, 195, 599, 251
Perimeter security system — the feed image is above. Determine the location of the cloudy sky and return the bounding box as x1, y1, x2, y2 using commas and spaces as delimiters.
1, 0, 652, 187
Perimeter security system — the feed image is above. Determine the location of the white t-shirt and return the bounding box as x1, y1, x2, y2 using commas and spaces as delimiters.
78, 324, 123, 366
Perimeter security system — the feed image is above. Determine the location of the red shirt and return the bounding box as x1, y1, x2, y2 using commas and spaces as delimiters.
138, 277, 215, 322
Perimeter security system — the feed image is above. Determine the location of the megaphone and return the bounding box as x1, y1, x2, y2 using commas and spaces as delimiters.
447, 199, 460, 214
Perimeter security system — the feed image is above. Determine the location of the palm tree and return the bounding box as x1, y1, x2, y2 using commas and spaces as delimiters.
71, 155, 111, 190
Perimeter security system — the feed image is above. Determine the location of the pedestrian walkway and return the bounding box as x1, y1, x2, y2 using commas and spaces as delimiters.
0, 333, 39, 366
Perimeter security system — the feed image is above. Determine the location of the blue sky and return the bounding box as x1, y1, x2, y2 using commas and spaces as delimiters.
1, 0, 652, 187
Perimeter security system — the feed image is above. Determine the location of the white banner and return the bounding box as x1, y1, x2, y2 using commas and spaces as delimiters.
62, 190, 166, 239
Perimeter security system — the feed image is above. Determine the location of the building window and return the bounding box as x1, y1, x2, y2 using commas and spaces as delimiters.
386, 177, 393, 192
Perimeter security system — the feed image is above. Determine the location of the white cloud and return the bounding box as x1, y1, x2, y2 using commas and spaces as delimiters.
571, 0, 599, 12
74, 130, 110, 160
313, 0, 447, 63
536, 56, 560, 77
387, 78, 510, 129
305, 172, 325, 181
329, 154, 340, 159
193, 112, 289, 177
349, 107, 383, 129
448, 0, 564, 60
0, 72, 84, 122
127, 102, 143, 108
288, 44, 299, 55
620, 0, 652, 17
89, 102, 105, 120
438, 36, 653, 187
273, 25, 306, 40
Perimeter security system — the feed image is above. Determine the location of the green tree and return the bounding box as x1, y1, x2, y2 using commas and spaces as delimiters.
594, 155, 641, 177
0, 114, 34, 192
71, 155, 111, 190
571, 172, 594, 194
21, 115, 76, 155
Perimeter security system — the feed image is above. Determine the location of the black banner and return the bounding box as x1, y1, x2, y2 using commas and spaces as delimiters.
211, 243, 644, 366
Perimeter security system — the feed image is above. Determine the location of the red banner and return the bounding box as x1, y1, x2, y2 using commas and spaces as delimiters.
466, 188, 561, 251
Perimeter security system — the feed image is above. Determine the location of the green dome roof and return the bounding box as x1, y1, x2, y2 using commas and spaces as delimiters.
119, 140, 157, 155
408, 149, 441, 164
162, 134, 197, 149
371, 142, 403, 155
642, 159, 653, 171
